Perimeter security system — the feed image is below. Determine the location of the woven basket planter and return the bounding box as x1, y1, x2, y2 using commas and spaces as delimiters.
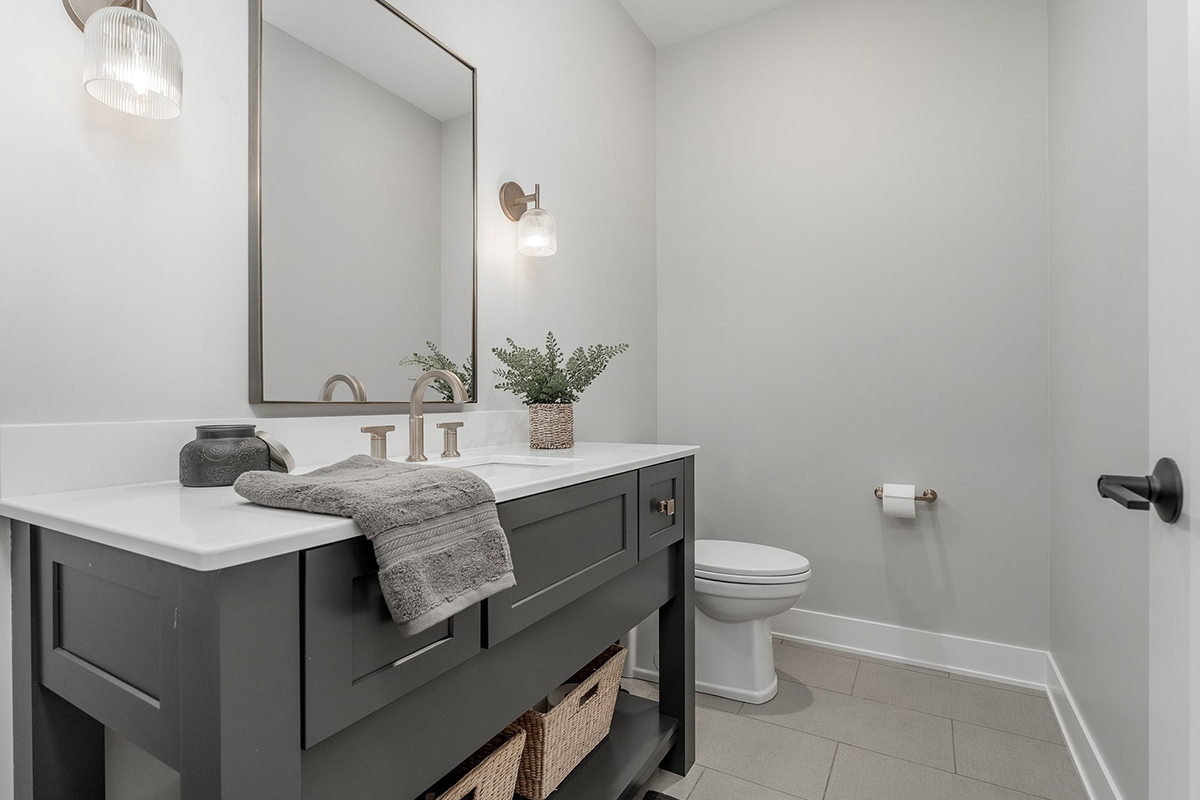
513, 645, 627, 799
528, 403, 574, 450
434, 725, 527, 800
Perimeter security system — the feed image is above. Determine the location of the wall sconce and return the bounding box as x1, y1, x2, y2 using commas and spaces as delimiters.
500, 182, 557, 257
64, 0, 183, 119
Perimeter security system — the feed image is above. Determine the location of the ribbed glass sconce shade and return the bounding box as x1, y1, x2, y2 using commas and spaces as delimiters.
83, 6, 182, 120
518, 208, 557, 257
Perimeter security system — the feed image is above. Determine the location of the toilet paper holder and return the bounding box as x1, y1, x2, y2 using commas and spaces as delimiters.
874, 487, 938, 502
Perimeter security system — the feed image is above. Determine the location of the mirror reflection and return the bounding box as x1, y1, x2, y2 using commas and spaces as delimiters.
256, 0, 475, 404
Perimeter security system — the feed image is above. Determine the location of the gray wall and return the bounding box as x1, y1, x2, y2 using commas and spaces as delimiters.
656, 0, 1051, 648
260, 23, 444, 401
1047, 0, 1150, 796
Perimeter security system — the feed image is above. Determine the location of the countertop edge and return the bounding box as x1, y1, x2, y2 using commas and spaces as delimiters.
0, 444, 698, 571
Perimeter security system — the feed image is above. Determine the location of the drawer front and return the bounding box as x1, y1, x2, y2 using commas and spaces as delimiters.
303, 538, 481, 747
638, 460, 686, 559
486, 472, 638, 647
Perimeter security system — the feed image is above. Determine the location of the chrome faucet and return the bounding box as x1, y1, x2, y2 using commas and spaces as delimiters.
319, 373, 367, 402
407, 369, 468, 462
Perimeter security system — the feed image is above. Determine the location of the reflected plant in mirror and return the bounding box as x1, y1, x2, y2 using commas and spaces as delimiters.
493, 333, 629, 449
400, 341, 474, 402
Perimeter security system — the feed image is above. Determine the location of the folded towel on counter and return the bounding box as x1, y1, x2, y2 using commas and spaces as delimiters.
234, 454, 515, 636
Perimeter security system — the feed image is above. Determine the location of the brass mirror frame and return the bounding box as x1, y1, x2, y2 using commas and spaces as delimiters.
248, 0, 478, 413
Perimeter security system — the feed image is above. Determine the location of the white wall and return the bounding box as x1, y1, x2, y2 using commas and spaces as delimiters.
1047, 0, 1151, 795
0, 519, 9, 799
261, 23, 445, 401
441, 112, 475, 372
0, 1, 656, 797
1146, 1, 1200, 798
0, 0, 657, 440
657, 0, 1051, 648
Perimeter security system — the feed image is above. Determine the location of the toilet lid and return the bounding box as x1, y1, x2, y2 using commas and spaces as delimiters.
694, 540, 810, 580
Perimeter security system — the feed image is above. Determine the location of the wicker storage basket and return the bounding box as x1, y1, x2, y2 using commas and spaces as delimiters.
434, 725, 527, 800
513, 645, 627, 799
528, 403, 574, 449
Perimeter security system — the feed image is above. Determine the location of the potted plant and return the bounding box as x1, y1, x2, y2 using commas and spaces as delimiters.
400, 341, 474, 401
492, 332, 629, 449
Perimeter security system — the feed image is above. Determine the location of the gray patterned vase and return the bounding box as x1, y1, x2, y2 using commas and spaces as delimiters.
179, 425, 271, 487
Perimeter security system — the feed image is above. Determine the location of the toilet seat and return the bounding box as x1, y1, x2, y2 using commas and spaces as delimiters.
695, 540, 810, 585
695, 567, 811, 585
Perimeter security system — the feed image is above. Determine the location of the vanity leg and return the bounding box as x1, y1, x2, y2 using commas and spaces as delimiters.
11, 523, 105, 800
177, 553, 302, 800
657, 456, 695, 776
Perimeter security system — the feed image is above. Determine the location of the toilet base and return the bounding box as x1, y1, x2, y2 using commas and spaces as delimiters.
694, 609, 779, 704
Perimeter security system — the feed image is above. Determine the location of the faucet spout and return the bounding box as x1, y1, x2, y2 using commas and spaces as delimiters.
319, 373, 367, 402
407, 369, 468, 462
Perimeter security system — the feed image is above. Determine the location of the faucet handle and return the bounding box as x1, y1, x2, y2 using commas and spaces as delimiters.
361, 426, 396, 460
436, 421, 463, 458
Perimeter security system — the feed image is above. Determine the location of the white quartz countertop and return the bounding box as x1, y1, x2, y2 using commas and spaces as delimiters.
0, 442, 697, 571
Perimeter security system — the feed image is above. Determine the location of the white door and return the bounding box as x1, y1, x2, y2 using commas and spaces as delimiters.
1147, 0, 1199, 796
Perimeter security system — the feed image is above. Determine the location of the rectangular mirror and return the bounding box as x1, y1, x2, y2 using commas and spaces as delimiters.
250, 0, 476, 409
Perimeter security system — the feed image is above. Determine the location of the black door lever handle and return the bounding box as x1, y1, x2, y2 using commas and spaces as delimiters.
1097, 478, 1151, 510
1097, 457, 1183, 523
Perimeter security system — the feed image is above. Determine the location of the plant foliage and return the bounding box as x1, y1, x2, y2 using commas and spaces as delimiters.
399, 342, 474, 401
492, 332, 629, 405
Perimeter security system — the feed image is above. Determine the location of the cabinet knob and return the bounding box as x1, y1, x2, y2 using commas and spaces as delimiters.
657, 499, 676, 516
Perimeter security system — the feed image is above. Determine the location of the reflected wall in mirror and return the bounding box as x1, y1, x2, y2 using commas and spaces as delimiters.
251, 0, 476, 407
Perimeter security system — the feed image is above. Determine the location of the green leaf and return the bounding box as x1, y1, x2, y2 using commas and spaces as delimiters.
399, 341, 474, 401
492, 332, 628, 405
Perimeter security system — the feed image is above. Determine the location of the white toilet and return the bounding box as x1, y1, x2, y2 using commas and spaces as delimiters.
694, 539, 811, 704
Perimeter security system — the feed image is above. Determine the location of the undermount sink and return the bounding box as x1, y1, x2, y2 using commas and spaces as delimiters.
424, 454, 583, 479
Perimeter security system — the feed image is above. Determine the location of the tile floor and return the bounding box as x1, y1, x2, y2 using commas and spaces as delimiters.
624, 639, 1087, 800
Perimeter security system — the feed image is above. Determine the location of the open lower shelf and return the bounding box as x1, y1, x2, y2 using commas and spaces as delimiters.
544, 692, 679, 800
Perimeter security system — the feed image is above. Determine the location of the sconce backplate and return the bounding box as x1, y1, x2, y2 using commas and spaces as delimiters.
499, 182, 530, 222
63, 0, 157, 31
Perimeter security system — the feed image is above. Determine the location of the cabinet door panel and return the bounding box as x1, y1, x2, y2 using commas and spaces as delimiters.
303, 538, 481, 747
486, 473, 638, 647
639, 460, 686, 559
38, 529, 181, 769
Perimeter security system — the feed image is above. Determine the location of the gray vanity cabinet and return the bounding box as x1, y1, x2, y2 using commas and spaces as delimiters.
11, 456, 696, 800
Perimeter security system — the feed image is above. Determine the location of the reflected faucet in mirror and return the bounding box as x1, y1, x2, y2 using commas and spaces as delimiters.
408, 370, 468, 462
319, 373, 368, 402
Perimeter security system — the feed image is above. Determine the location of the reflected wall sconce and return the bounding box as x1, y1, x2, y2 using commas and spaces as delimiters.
500, 181, 557, 257
64, 0, 183, 119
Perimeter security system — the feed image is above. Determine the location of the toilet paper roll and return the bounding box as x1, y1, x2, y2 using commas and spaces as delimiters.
881, 483, 917, 519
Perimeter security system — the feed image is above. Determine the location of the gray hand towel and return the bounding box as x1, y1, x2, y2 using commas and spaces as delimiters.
233, 455, 515, 636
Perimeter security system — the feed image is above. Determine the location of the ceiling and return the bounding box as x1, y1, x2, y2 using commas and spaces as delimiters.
617, 0, 801, 49
263, 0, 472, 121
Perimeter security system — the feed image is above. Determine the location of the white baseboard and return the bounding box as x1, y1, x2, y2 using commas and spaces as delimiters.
628, 664, 661, 683
771, 607, 1048, 689
1045, 653, 1123, 800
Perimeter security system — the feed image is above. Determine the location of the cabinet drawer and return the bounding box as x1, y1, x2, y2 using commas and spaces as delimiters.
638, 460, 685, 559
486, 472, 638, 647
303, 538, 481, 747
